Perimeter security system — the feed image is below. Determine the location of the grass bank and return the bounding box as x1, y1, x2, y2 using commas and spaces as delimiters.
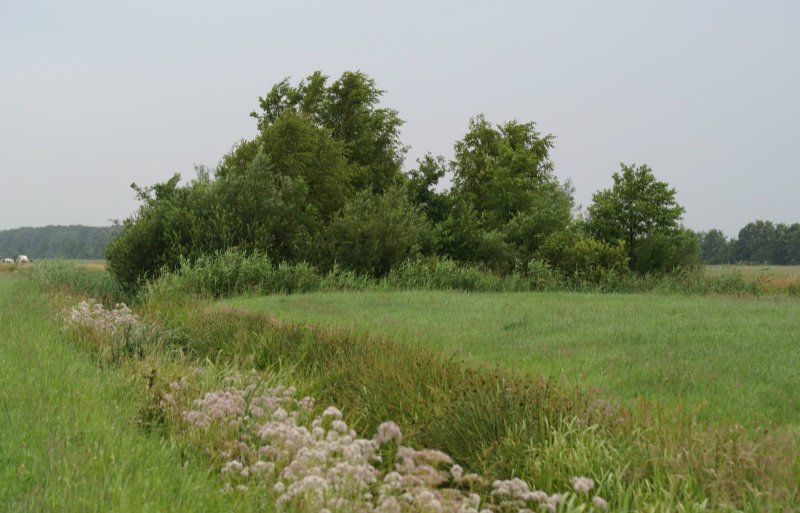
18, 261, 800, 511
226, 290, 800, 426
0, 274, 234, 513
140, 291, 799, 512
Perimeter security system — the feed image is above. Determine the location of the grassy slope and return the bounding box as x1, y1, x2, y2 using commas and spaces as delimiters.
227, 290, 800, 426
0, 275, 229, 513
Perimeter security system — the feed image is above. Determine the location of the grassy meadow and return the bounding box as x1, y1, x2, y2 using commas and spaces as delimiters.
6, 261, 800, 512
226, 290, 800, 426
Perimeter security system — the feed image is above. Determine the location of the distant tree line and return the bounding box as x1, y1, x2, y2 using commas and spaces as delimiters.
0, 225, 120, 260
107, 71, 700, 292
698, 221, 800, 265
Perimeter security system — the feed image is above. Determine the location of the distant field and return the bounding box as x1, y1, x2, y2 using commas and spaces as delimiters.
228, 290, 800, 426
706, 264, 800, 292
706, 264, 800, 276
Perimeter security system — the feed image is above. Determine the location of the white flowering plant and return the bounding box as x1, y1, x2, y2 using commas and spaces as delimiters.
63, 298, 147, 363
156, 370, 609, 513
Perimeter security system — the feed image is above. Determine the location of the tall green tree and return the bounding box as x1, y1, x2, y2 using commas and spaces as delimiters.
106, 173, 226, 292
698, 229, 731, 264
445, 115, 573, 265
259, 111, 351, 221
451, 115, 560, 229
405, 153, 451, 224
251, 71, 406, 194
587, 164, 690, 272
732, 220, 776, 263
216, 150, 315, 261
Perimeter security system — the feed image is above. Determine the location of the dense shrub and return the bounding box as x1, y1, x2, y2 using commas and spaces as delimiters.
384, 257, 507, 291
537, 231, 629, 281
316, 188, 434, 276
629, 228, 700, 274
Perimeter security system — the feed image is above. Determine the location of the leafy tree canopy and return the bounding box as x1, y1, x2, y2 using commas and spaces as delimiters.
587, 163, 689, 272
251, 71, 406, 194
588, 163, 684, 247
451, 115, 561, 229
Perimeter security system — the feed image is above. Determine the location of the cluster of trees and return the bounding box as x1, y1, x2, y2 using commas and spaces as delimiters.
0, 225, 119, 260
107, 71, 699, 291
699, 221, 800, 265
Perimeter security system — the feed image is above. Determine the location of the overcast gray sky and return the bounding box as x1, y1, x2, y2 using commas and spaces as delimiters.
2, 0, 798, 236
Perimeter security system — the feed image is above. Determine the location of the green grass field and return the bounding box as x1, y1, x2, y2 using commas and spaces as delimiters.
0, 275, 232, 513
228, 290, 800, 426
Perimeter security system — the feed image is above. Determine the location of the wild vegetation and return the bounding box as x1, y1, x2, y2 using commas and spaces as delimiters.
105, 71, 702, 294
4, 69, 800, 512
6, 258, 796, 512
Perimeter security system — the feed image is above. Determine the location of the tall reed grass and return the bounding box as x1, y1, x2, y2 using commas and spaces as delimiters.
29, 260, 126, 304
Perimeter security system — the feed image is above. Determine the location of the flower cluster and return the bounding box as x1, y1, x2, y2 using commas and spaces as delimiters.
64, 298, 139, 335
168, 375, 609, 513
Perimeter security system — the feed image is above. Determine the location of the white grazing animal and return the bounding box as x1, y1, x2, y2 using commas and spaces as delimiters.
16, 255, 30, 264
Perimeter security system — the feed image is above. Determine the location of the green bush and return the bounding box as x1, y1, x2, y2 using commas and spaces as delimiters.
317, 188, 434, 277
537, 230, 629, 281
630, 228, 701, 274
384, 257, 507, 291
146, 250, 274, 298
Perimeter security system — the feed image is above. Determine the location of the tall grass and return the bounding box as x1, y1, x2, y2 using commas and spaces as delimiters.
145, 249, 773, 300
28, 260, 126, 304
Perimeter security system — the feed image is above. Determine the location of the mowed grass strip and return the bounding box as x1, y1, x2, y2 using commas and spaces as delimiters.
0, 276, 229, 513
227, 290, 800, 426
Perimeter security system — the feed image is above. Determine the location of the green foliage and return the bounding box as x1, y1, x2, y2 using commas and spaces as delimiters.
503, 181, 575, 256
28, 260, 126, 305
317, 188, 434, 276
451, 115, 557, 228
405, 153, 451, 224
443, 115, 574, 268
436, 200, 517, 273
587, 163, 691, 273
141, 291, 800, 512
106, 72, 713, 290
215, 149, 316, 260
147, 250, 275, 298
251, 70, 406, 194
384, 257, 507, 291
699, 228, 732, 264
258, 110, 351, 221
0, 225, 119, 260
537, 230, 629, 280
0, 278, 238, 512
732, 220, 800, 265
629, 227, 700, 274
105, 173, 226, 293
